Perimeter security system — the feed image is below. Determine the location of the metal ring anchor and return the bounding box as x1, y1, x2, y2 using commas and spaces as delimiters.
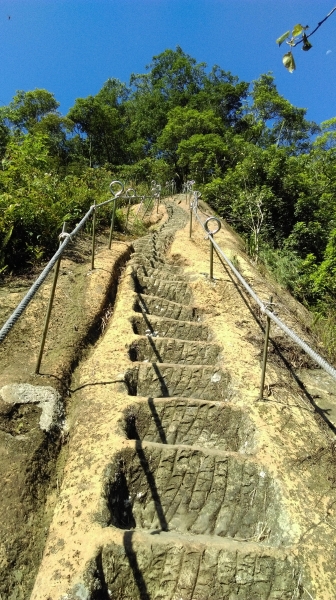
204, 216, 221, 237
204, 217, 221, 280
109, 180, 124, 197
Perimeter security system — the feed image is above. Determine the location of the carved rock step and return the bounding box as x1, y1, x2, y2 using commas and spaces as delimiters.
104, 444, 290, 546
97, 531, 301, 600
131, 314, 209, 341
133, 264, 186, 282
129, 252, 185, 278
121, 398, 256, 453
133, 294, 202, 322
126, 363, 229, 400
138, 263, 184, 276
132, 236, 173, 255
129, 336, 221, 365
131, 244, 165, 261
131, 273, 192, 304
130, 255, 166, 270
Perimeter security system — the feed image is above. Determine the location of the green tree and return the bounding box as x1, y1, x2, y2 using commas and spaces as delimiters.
177, 133, 230, 183
67, 86, 125, 167
148, 46, 206, 106
189, 66, 249, 128
156, 106, 224, 175
3, 89, 60, 132
250, 74, 319, 151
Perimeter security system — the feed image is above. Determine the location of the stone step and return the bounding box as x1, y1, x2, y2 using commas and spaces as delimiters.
104, 443, 289, 546
132, 273, 192, 304
121, 398, 255, 453
129, 336, 221, 365
133, 294, 202, 322
99, 531, 300, 600
125, 363, 230, 400
131, 314, 209, 341
130, 255, 165, 269
134, 264, 186, 282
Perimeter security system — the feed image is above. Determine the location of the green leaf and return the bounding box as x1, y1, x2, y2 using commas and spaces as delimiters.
276, 30, 290, 46
302, 33, 312, 51
292, 23, 308, 38
282, 51, 296, 73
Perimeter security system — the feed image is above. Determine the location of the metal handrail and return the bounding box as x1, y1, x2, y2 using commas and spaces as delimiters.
165, 179, 176, 196
0, 180, 158, 372
190, 203, 336, 396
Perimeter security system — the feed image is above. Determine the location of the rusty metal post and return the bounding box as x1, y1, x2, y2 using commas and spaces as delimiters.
209, 234, 214, 279
202, 216, 221, 280
108, 199, 116, 249
91, 201, 96, 270
108, 180, 124, 249
156, 185, 161, 214
259, 296, 273, 400
125, 200, 131, 232
189, 204, 193, 238
35, 223, 67, 374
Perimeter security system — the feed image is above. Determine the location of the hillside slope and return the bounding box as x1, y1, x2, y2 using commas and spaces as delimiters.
29, 196, 336, 600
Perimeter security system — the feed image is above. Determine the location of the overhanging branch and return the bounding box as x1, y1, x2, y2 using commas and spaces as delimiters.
293, 6, 336, 48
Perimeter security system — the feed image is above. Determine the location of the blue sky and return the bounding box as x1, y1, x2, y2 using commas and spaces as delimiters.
0, 0, 335, 125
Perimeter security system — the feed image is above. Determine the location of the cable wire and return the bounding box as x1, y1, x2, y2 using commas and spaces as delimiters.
194, 210, 336, 381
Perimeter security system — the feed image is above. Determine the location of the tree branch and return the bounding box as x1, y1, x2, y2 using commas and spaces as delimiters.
293, 6, 336, 47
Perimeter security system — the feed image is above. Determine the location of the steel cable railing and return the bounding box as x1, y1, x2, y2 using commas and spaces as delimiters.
0, 180, 159, 371
0, 204, 95, 344
190, 197, 336, 395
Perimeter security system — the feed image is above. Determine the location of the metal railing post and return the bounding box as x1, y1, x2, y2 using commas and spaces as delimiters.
35, 223, 67, 374
189, 203, 193, 238
125, 200, 131, 232
259, 296, 273, 401
108, 180, 124, 249
202, 216, 221, 280
125, 188, 136, 233
91, 201, 96, 270
209, 235, 214, 279
108, 199, 116, 249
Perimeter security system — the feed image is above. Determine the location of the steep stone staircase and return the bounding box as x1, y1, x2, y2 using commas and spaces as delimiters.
98, 202, 302, 599
29, 199, 318, 600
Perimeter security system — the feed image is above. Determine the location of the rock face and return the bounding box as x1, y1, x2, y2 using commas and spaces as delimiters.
0, 384, 63, 432
31, 200, 336, 599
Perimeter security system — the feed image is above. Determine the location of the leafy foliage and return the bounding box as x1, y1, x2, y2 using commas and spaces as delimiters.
277, 7, 336, 71
0, 133, 113, 270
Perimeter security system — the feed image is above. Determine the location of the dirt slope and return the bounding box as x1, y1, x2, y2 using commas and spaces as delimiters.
28, 196, 336, 599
